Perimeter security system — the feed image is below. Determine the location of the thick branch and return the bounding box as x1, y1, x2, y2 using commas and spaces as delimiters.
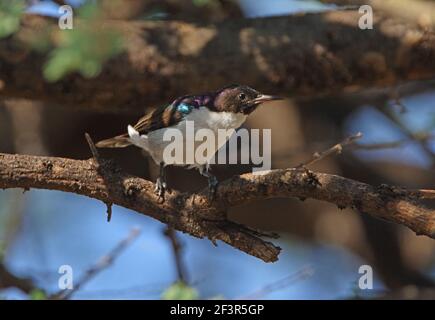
0, 153, 280, 262
0, 153, 434, 263
1, 10, 435, 112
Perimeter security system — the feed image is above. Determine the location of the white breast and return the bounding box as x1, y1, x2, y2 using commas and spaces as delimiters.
185, 107, 247, 132
129, 107, 248, 167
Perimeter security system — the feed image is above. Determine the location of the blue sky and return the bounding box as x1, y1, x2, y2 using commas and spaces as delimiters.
2, 0, 434, 300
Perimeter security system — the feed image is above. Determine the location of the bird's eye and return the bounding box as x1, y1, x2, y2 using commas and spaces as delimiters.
238, 93, 246, 100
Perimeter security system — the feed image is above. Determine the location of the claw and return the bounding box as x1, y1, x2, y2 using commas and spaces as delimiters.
155, 162, 167, 202
155, 177, 166, 202
208, 175, 219, 201
199, 165, 218, 201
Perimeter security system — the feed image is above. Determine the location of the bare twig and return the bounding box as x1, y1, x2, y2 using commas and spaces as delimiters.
52, 228, 141, 300
106, 203, 113, 222
378, 103, 435, 166
409, 189, 435, 200
238, 265, 314, 299
298, 132, 363, 168
0, 264, 38, 294
86, 133, 113, 222
164, 227, 188, 283
274, 132, 435, 160
389, 87, 407, 113
353, 140, 407, 150
352, 132, 434, 150
85, 133, 100, 164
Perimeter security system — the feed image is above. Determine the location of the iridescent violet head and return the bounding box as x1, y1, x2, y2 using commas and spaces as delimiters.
213, 84, 281, 114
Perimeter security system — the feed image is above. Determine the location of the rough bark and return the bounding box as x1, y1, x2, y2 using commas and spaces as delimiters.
1, 10, 435, 113
0, 152, 433, 262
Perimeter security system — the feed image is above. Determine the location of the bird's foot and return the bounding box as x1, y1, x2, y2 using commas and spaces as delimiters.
207, 175, 219, 201
154, 177, 167, 203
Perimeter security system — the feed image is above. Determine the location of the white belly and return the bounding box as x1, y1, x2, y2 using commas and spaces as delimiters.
128, 107, 247, 168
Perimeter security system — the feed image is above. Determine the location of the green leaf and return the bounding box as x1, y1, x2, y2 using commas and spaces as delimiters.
162, 281, 199, 300
43, 48, 81, 82
43, 2, 125, 82
0, 0, 25, 38
77, 1, 100, 20
30, 289, 46, 300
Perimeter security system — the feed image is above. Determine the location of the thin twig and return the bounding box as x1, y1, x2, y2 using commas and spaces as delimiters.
106, 202, 113, 222
353, 141, 406, 150
0, 264, 38, 294
237, 265, 314, 299
85, 133, 100, 163
52, 227, 141, 300
298, 132, 363, 168
409, 189, 435, 200
274, 132, 435, 160
164, 227, 188, 283
379, 103, 435, 166
389, 87, 407, 113
229, 221, 280, 239
85, 133, 113, 221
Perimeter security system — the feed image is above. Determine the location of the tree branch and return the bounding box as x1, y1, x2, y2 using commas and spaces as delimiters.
0, 152, 434, 263
2, 10, 435, 113
164, 227, 188, 283
0, 263, 36, 294
298, 132, 362, 167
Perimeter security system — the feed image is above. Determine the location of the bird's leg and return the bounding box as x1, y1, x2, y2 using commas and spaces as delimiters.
155, 162, 167, 202
199, 164, 218, 201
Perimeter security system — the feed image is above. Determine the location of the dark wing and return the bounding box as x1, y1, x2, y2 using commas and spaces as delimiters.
96, 97, 201, 149
96, 104, 181, 148
134, 98, 199, 134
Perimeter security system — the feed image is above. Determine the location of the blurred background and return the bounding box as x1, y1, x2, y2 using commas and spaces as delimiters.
0, 0, 434, 300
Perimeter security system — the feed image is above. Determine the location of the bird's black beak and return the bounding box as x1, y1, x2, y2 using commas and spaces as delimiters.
252, 94, 282, 105
241, 94, 283, 114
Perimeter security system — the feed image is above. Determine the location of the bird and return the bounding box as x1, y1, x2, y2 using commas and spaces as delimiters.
96, 84, 281, 201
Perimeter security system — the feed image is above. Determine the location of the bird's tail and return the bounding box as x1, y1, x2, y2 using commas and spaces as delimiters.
95, 133, 131, 148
